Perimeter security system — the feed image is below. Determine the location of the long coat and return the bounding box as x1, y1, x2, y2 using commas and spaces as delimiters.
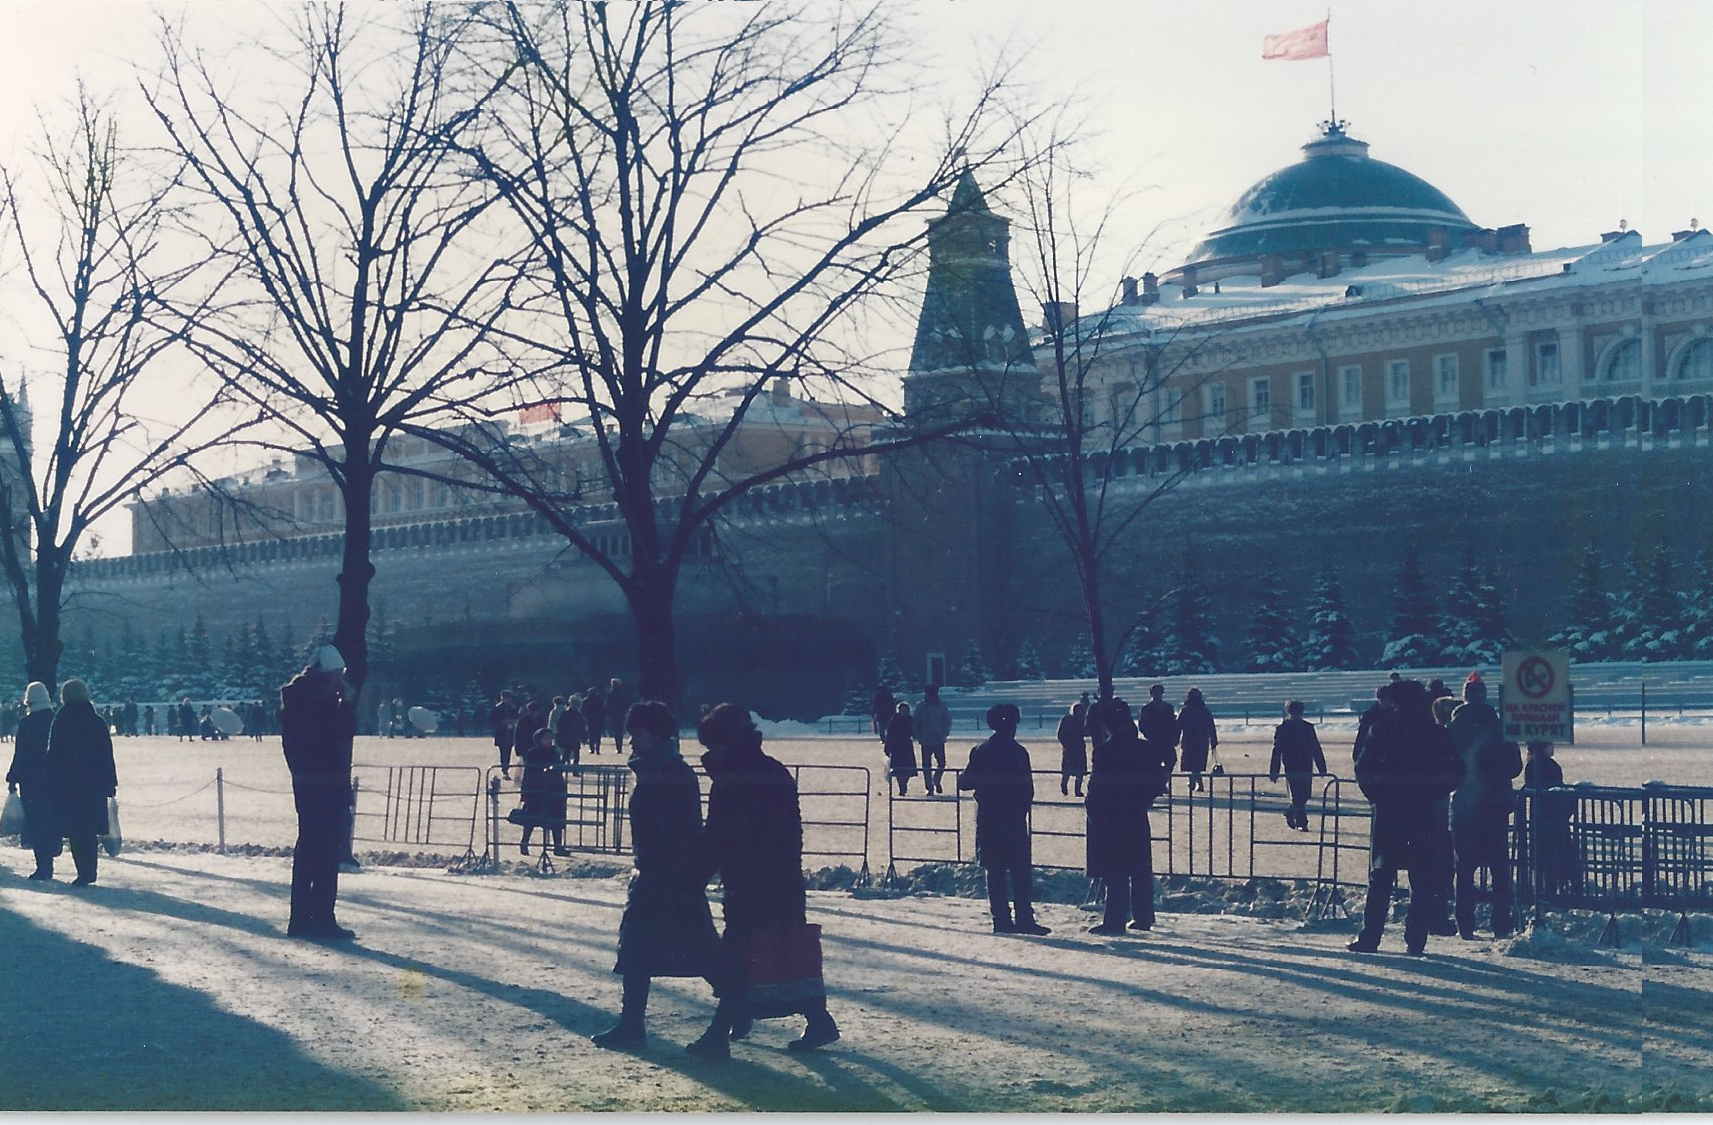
1269, 717, 1327, 777
518, 744, 568, 825
1085, 730, 1172, 879
957, 733, 1034, 869
614, 746, 718, 978
883, 713, 917, 779
45, 701, 117, 840
1177, 702, 1219, 773
700, 742, 807, 931
1445, 700, 1522, 859
1354, 707, 1463, 871
1056, 714, 1087, 775
6, 709, 58, 851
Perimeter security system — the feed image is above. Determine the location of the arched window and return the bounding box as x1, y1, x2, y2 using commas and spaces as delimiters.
1675, 338, 1713, 381
1601, 338, 1641, 382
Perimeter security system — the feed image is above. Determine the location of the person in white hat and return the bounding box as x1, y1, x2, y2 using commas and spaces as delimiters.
279, 644, 357, 940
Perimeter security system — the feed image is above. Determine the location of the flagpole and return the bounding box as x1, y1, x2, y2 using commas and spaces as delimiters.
1326, 8, 1336, 124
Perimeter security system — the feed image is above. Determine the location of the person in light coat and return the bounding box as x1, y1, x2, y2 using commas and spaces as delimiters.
912, 684, 952, 796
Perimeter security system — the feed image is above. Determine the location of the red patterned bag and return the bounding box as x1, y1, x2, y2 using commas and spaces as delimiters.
741, 923, 826, 1019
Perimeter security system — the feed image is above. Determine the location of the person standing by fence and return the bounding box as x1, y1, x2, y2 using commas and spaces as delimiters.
913, 684, 951, 796
883, 702, 917, 797
1177, 688, 1218, 792
1446, 673, 1522, 939
1269, 701, 1327, 831
958, 704, 1049, 936
7, 682, 59, 880
685, 704, 841, 1060
491, 690, 518, 775
1084, 698, 1174, 935
592, 701, 719, 1050
1056, 701, 1087, 797
281, 646, 357, 941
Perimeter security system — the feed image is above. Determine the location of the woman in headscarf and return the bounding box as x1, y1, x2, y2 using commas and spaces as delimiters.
5, 682, 59, 879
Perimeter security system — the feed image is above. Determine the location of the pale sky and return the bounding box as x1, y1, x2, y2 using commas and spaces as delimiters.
1, 1, 1708, 554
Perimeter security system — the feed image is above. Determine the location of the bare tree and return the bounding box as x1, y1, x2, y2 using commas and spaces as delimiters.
979, 123, 1232, 697
143, 5, 520, 696
407, 1, 1030, 703
0, 90, 242, 687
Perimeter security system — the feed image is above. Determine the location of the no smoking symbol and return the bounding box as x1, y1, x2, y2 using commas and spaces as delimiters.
1517, 656, 1555, 699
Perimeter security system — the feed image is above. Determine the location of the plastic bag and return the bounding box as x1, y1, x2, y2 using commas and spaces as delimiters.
100, 797, 122, 857
0, 791, 24, 837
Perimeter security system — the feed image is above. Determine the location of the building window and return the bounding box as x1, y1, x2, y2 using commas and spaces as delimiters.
1533, 340, 1561, 386
1485, 349, 1507, 392
1601, 338, 1641, 382
1249, 376, 1271, 423
1675, 338, 1713, 381
1295, 371, 1316, 416
1435, 353, 1460, 401
1205, 381, 1226, 422
1386, 359, 1410, 407
1339, 365, 1362, 413
1160, 389, 1181, 426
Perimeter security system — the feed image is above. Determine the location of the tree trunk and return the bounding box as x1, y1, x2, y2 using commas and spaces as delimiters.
332, 461, 377, 703
24, 557, 65, 689
1083, 562, 1115, 702
625, 566, 682, 712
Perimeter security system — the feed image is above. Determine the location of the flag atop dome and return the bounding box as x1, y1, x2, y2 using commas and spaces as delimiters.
1262, 19, 1329, 60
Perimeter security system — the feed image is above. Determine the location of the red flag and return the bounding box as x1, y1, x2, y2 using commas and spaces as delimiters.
518, 401, 561, 424
1262, 19, 1329, 60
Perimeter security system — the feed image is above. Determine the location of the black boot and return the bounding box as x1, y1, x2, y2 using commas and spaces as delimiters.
787, 1007, 841, 1053
593, 974, 649, 1049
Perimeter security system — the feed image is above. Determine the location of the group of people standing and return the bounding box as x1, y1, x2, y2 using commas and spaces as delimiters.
5, 680, 120, 885
490, 679, 632, 777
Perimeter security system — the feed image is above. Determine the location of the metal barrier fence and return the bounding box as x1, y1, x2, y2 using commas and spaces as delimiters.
350, 763, 482, 861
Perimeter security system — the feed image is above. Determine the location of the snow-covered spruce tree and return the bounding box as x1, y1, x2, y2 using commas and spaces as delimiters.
1064, 633, 1098, 679
1241, 565, 1298, 672
840, 671, 873, 716
1435, 549, 1483, 664
1464, 565, 1514, 666
1010, 639, 1046, 681
874, 650, 909, 694
1300, 570, 1358, 670
953, 641, 992, 689
1613, 543, 1683, 661
1381, 547, 1439, 669
1680, 550, 1713, 659
1154, 553, 1220, 675
1548, 544, 1614, 662
1117, 610, 1159, 678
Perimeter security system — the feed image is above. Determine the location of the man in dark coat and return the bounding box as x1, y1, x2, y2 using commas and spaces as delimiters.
958, 704, 1049, 935
7, 682, 60, 879
1348, 679, 1465, 955
1136, 684, 1179, 751
512, 699, 545, 778
594, 700, 719, 1049
45, 679, 118, 886
490, 689, 518, 773
684, 704, 840, 1060
606, 678, 633, 755
281, 645, 358, 940
555, 694, 588, 768
582, 686, 607, 756
1269, 700, 1328, 830
1445, 673, 1523, 939
1085, 698, 1175, 934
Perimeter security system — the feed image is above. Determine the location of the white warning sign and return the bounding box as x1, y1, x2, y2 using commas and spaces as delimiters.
1501, 649, 1573, 743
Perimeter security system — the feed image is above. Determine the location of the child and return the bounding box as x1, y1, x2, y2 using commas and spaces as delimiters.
519, 727, 570, 857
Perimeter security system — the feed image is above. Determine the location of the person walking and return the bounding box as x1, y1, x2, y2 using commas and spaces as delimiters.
1268, 701, 1328, 830
1177, 688, 1219, 792
958, 704, 1049, 936
512, 699, 545, 780
491, 689, 519, 775
592, 701, 719, 1049
1136, 683, 1179, 755
1445, 673, 1523, 939
377, 697, 394, 738
913, 684, 952, 796
582, 687, 607, 756
606, 678, 633, 755
1347, 679, 1464, 955
555, 694, 588, 769
142, 704, 156, 737
43, 679, 118, 887
870, 686, 896, 744
684, 704, 841, 1060
1084, 697, 1174, 934
883, 701, 917, 797
6, 682, 59, 879
1056, 701, 1087, 797
280, 645, 358, 941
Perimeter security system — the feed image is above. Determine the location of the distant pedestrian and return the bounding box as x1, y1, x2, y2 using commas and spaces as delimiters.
517, 728, 570, 857
583, 687, 607, 756
392, 699, 408, 738
1084, 697, 1174, 934
512, 699, 545, 778
883, 702, 917, 796
1136, 683, 1179, 752
1268, 701, 1327, 830
1446, 673, 1522, 939
177, 699, 196, 743
281, 646, 358, 940
958, 704, 1049, 935
555, 694, 588, 769
378, 698, 394, 738
248, 701, 266, 741
1521, 742, 1573, 897
491, 689, 519, 773
45, 679, 118, 887
1056, 701, 1087, 797
606, 678, 633, 755
1177, 688, 1219, 792
142, 704, 156, 737
686, 704, 841, 1060
591, 701, 719, 1050
870, 686, 896, 744
6, 682, 59, 880
913, 684, 952, 795
1347, 679, 1463, 955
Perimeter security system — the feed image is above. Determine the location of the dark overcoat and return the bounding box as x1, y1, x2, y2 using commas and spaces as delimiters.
1177, 702, 1219, 773
957, 734, 1034, 870
45, 701, 117, 839
1269, 717, 1327, 777
518, 745, 568, 825
1085, 730, 1172, 879
614, 746, 718, 977
1355, 708, 1463, 871
1446, 700, 1523, 860
884, 713, 917, 780
280, 673, 355, 781
6, 709, 58, 851
1056, 714, 1086, 775
700, 742, 807, 931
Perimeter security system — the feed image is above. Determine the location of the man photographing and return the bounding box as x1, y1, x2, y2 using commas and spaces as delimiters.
281, 644, 358, 941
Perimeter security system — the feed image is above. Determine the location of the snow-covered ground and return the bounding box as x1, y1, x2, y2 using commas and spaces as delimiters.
2, 846, 1710, 1113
